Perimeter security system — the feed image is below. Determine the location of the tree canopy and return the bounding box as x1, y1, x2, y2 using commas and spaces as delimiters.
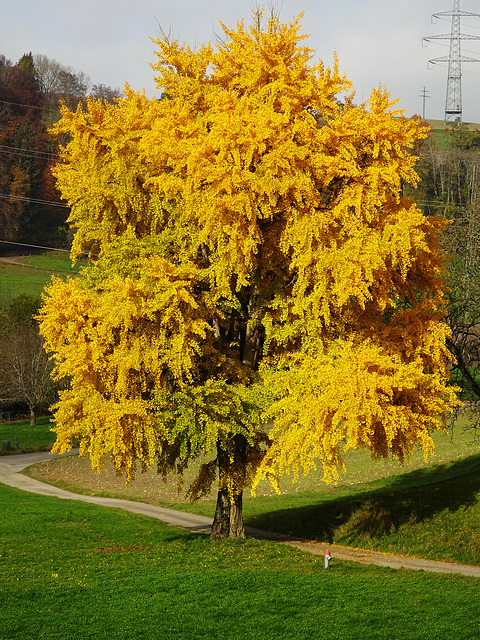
39, 12, 457, 538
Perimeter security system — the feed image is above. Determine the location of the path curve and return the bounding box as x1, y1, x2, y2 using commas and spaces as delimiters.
0, 450, 212, 533
1, 451, 480, 578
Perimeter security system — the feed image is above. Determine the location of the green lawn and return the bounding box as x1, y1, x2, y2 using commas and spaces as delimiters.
2, 416, 480, 637
21, 251, 83, 274
0, 262, 55, 302
0, 483, 479, 640
0, 251, 84, 304
242, 452, 480, 566
18, 413, 480, 567
0, 416, 56, 453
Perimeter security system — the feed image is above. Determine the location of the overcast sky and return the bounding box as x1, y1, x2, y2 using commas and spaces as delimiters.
3, 0, 480, 122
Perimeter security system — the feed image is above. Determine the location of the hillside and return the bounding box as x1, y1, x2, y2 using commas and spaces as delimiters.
427, 118, 480, 149
0, 251, 83, 305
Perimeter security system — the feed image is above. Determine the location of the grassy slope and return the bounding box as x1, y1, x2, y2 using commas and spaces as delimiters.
18, 414, 480, 566
244, 453, 480, 565
1, 482, 479, 640
0, 262, 55, 302
20, 252, 82, 273
0, 416, 56, 452
426, 118, 480, 150
0, 251, 83, 304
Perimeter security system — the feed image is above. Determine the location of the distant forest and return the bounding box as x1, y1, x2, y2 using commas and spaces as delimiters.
0, 52, 121, 252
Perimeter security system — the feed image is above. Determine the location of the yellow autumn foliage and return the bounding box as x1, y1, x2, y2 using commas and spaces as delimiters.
39, 11, 458, 499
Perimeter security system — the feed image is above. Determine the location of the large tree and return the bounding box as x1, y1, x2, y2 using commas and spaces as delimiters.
39, 12, 457, 538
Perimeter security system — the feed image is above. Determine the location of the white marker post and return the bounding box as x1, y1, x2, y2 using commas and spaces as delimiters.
324, 549, 332, 568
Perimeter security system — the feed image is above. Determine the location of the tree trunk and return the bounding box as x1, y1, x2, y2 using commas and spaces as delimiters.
210, 435, 247, 540
211, 487, 233, 540
29, 406, 36, 426
228, 490, 244, 537
211, 487, 245, 540
210, 282, 258, 540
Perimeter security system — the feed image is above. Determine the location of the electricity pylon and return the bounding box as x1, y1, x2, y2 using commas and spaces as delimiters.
419, 87, 430, 119
423, 0, 480, 123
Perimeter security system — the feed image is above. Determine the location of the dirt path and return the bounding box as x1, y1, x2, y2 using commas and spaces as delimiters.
1, 451, 480, 578
0, 255, 23, 264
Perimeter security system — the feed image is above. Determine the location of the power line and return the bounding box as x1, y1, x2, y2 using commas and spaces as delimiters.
0, 99, 56, 112
0, 239, 90, 258
0, 240, 70, 252
0, 193, 68, 208
0, 144, 61, 161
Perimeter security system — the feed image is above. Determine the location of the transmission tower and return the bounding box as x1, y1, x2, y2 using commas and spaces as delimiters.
423, 0, 480, 123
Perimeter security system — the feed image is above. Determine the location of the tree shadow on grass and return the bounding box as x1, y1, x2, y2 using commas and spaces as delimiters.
246, 453, 480, 545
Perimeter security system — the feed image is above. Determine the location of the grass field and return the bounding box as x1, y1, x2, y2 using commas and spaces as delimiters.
0, 251, 83, 305
0, 261, 55, 302
0, 416, 56, 453
20, 252, 84, 274
2, 424, 480, 638
426, 119, 480, 150
16, 413, 480, 566
1, 482, 479, 640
